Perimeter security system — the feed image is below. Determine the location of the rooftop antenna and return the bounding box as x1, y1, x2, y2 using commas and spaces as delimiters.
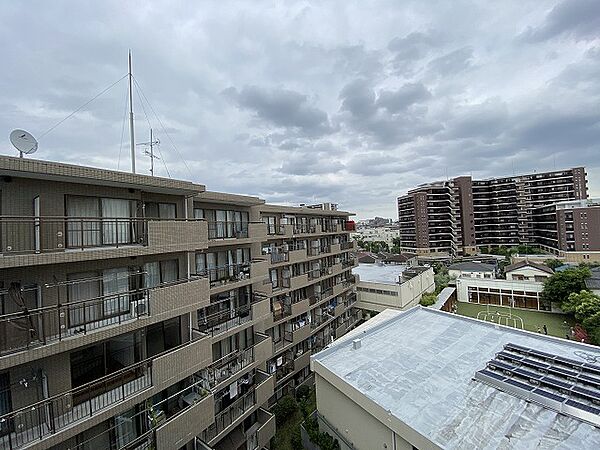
9, 129, 38, 158
137, 128, 160, 176
128, 50, 136, 174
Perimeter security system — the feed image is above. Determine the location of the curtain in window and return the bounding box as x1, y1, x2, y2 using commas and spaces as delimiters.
195, 253, 206, 276
103, 268, 130, 317
145, 202, 160, 218
68, 272, 101, 327
216, 210, 226, 238
102, 199, 132, 245
193, 208, 204, 219
114, 408, 139, 448
160, 260, 178, 283
226, 210, 235, 237
144, 262, 160, 289
66, 197, 100, 247
159, 203, 176, 219
0, 373, 12, 419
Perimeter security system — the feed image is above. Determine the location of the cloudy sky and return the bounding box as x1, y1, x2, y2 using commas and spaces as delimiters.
1, 1, 599, 219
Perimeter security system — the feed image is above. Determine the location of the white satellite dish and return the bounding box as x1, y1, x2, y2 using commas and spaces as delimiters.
10, 129, 38, 158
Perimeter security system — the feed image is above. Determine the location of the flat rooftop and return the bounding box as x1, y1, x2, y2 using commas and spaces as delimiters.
313, 307, 600, 449
352, 263, 406, 285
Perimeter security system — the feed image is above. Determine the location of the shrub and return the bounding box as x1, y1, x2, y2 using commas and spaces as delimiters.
296, 384, 311, 401
291, 427, 303, 450
420, 292, 437, 307
273, 395, 298, 426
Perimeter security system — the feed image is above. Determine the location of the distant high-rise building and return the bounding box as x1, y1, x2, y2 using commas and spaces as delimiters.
397, 167, 588, 257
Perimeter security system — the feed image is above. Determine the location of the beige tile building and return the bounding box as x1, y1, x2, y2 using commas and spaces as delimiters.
0, 155, 359, 450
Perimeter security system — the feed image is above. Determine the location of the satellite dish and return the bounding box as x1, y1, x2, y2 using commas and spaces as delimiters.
10, 129, 38, 157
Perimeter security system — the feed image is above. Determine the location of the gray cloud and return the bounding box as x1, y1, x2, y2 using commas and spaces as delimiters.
223, 85, 335, 137
1, 0, 599, 220
520, 0, 600, 42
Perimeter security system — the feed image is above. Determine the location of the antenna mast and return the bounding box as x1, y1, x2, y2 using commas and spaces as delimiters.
128, 51, 136, 174
137, 129, 160, 176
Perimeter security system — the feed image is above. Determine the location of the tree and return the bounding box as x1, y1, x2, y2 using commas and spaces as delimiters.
273, 395, 298, 426
391, 237, 402, 254
544, 259, 563, 271
562, 290, 600, 344
541, 267, 592, 308
420, 292, 437, 307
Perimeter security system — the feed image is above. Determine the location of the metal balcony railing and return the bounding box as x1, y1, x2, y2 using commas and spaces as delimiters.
197, 304, 252, 337
293, 224, 316, 234
200, 347, 254, 388
201, 389, 256, 443
0, 289, 149, 355
266, 224, 286, 236
340, 241, 355, 250
273, 331, 293, 352
207, 221, 248, 240
270, 250, 288, 264
0, 359, 152, 449
199, 263, 251, 286
0, 215, 206, 255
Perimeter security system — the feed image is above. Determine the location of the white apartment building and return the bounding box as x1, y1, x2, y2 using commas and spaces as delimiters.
351, 226, 399, 247
352, 263, 434, 312
310, 307, 600, 450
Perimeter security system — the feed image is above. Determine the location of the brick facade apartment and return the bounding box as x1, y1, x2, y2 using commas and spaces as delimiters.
397, 167, 595, 260
0, 155, 360, 450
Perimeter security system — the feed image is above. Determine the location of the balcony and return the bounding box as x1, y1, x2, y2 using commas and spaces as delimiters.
335, 321, 348, 338
292, 323, 311, 343
293, 350, 311, 374
0, 359, 152, 449
288, 247, 308, 263
254, 333, 273, 365
201, 388, 257, 445
291, 298, 310, 316
155, 391, 215, 450
273, 330, 293, 353
290, 273, 309, 290
292, 224, 316, 236
311, 312, 334, 331
200, 347, 254, 389
0, 216, 208, 268
197, 304, 252, 338
340, 241, 356, 251
207, 221, 248, 240
270, 249, 289, 264
255, 370, 275, 406
250, 409, 276, 450
334, 302, 345, 317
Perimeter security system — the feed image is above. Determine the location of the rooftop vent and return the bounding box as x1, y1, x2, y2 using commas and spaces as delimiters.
353, 338, 362, 350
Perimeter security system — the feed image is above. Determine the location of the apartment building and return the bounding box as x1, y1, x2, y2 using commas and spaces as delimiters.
0, 155, 359, 450
397, 167, 588, 256
310, 307, 600, 449
532, 198, 600, 262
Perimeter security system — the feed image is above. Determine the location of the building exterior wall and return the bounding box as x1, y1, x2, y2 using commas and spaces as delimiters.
0, 155, 359, 450
398, 167, 589, 256
355, 268, 434, 312
505, 267, 551, 282
455, 277, 545, 310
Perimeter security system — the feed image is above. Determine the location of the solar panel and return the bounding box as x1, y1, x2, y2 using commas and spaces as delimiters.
529, 349, 556, 360
554, 355, 584, 367
520, 357, 550, 371
547, 365, 578, 378
582, 364, 600, 376
566, 399, 600, 415
571, 385, 600, 403
506, 378, 534, 391
497, 351, 522, 362
541, 376, 573, 391
533, 388, 566, 403
578, 373, 600, 388
513, 367, 542, 381
488, 360, 515, 372
477, 369, 506, 381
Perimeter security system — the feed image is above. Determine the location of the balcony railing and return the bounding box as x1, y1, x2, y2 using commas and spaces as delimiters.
340, 241, 354, 250
266, 224, 286, 236
270, 250, 288, 264
275, 358, 295, 381
293, 224, 316, 234
201, 388, 256, 443
197, 304, 252, 337
207, 221, 249, 240
0, 288, 149, 356
0, 215, 206, 256
200, 347, 254, 388
0, 359, 152, 449
199, 263, 251, 287
273, 331, 293, 352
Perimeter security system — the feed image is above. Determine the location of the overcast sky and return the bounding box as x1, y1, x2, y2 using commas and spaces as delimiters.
1, 1, 599, 219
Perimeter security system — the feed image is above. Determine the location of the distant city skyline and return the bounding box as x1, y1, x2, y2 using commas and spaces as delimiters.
2, 0, 600, 219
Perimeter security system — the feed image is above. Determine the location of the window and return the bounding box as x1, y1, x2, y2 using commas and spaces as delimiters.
145, 202, 176, 219
144, 259, 179, 288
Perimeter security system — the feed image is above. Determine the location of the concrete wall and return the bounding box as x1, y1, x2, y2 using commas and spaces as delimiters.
315, 373, 413, 450
355, 268, 434, 312
505, 267, 551, 282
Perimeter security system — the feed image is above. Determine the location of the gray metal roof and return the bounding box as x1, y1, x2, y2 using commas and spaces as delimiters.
313, 307, 600, 449
448, 261, 495, 272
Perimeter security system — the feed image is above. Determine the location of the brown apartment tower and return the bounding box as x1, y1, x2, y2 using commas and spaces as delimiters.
397, 167, 588, 257
0, 156, 360, 450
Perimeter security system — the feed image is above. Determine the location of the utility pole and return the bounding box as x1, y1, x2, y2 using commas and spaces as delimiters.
128, 51, 136, 174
